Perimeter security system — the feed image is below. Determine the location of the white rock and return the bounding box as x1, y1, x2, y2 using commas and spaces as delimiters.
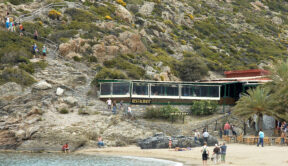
33, 80, 52, 90
56, 87, 64, 96
115, 5, 133, 24
63, 96, 78, 106
139, 2, 155, 16
272, 16, 283, 25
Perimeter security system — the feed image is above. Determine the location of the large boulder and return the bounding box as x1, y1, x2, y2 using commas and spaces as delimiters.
137, 133, 213, 149
115, 5, 133, 24
119, 31, 146, 53
139, 2, 155, 16
33, 80, 52, 90
198, 135, 218, 146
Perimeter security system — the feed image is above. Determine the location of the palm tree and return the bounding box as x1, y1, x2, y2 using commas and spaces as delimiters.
233, 86, 272, 131
267, 59, 288, 120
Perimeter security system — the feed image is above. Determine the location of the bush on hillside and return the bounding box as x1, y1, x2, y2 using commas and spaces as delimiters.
48, 9, 61, 20
8, 0, 32, 5
144, 105, 180, 120
190, 101, 218, 116
0, 47, 32, 65
103, 57, 146, 79
65, 8, 97, 22
90, 4, 116, 19
176, 57, 209, 81
49, 30, 78, 43
22, 22, 52, 38
91, 67, 127, 86
0, 68, 36, 86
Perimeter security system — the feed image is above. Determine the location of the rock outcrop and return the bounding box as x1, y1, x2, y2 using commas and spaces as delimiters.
138, 133, 218, 149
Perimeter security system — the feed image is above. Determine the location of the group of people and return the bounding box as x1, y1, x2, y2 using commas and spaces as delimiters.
62, 136, 105, 153
32, 43, 47, 59
194, 129, 209, 144
201, 142, 227, 166
106, 98, 132, 118
222, 122, 237, 137
3, 11, 48, 59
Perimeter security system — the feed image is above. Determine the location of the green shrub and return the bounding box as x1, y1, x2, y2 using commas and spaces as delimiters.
90, 4, 116, 18
19, 63, 34, 73
49, 30, 78, 43
73, 56, 82, 62
87, 56, 98, 63
78, 108, 89, 115
18, 61, 48, 74
22, 22, 52, 38
144, 105, 180, 120
190, 101, 218, 116
176, 57, 209, 81
0, 68, 36, 86
103, 56, 146, 79
65, 8, 97, 22
8, 0, 32, 5
59, 108, 69, 114
0, 31, 39, 65
92, 67, 127, 86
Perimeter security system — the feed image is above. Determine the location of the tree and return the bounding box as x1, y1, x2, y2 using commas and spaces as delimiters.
233, 86, 272, 131
177, 57, 209, 81
267, 59, 288, 120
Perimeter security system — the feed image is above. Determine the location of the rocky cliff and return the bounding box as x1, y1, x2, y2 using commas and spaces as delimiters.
0, 0, 287, 151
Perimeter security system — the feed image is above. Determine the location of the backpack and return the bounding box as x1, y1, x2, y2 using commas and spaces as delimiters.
203, 147, 207, 155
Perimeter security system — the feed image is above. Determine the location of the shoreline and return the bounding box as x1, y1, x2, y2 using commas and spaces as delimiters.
2, 144, 288, 166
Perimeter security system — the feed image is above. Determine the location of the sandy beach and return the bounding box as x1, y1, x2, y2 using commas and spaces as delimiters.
78, 144, 288, 166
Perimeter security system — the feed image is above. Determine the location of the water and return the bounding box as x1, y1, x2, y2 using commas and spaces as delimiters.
0, 152, 183, 166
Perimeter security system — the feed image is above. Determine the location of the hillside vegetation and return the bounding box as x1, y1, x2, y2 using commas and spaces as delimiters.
1, 0, 288, 85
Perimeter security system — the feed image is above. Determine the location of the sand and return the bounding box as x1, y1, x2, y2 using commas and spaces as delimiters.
78, 143, 288, 166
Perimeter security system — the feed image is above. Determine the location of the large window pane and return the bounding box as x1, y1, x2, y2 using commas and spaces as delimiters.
181, 85, 219, 97
210, 86, 219, 97
101, 83, 111, 95
132, 83, 148, 95
151, 84, 178, 96
112, 83, 130, 95
200, 86, 209, 97
166, 84, 179, 96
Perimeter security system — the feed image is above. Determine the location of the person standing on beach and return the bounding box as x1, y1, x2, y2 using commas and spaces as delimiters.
194, 130, 200, 143
201, 142, 209, 166
112, 100, 117, 114
212, 144, 220, 164
203, 130, 209, 143
106, 98, 112, 110
257, 129, 264, 147
224, 122, 230, 136
220, 142, 227, 163
281, 132, 286, 146
169, 139, 172, 149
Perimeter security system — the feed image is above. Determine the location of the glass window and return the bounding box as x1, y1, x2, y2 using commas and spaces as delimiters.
100, 83, 112, 95
181, 85, 219, 97
132, 83, 149, 95
210, 86, 219, 97
112, 83, 130, 95
151, 84, 178, 96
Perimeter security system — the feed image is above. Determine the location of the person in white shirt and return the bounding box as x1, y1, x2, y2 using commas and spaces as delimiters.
106, 98, 112, 110
203, 131, 209, 143
127, 105, 132, 118
194, 130, 200, 143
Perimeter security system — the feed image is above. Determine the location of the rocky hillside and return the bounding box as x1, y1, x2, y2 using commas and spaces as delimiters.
0, 0, 287, 151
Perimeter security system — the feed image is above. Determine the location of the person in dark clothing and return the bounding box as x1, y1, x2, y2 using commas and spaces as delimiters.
212, 144, 220, 164
220, 142, 227, 163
